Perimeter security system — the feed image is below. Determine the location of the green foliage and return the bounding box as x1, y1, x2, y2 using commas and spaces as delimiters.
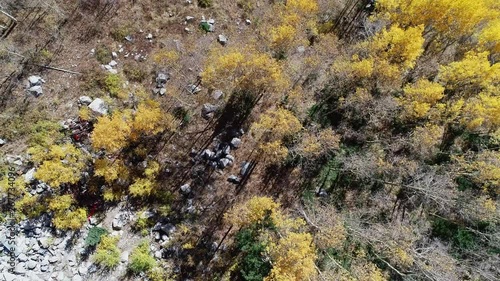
128, 240, 157, 274
235, 228, 272, 281
104, 73, 122, 97
28, 120, 63, 148
110, 25, 132, 42
94, 235, 121, 269
432, 218, 477, 250
124, 62, 148, 82
85, 227, 108, 247
95, 45, 112, 64
198, 0, 213, 8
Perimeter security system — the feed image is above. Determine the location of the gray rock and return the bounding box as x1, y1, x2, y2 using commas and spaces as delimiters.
146, 33, 153, 40
23, 168, 36, 183
112, 52, 118, 58
230, 138, 242, 148
88, 98, 108, 115
120, 251, 129, 263
217, 34, 228, 45
219, 158, 231, 168
18, 253, 28, 262
201, 104, 218, 119
228, 175, 241, 184
56, 272, 66, 281
14, 264, 26, 275
212, 90, 223, 100
26, 260, 37, 270
225, 154, 235, 162
245, 19, 251, 25
109, 60, 117, 67
0, 138, 6, 146
78, 265, 88, 275
186, 16, 194, 22
160, 223, 176, 235
159, 88, 167, 96
28, 76, 44, 86
78, 96, 92, 105
240, 162, 250, 176
73, 275, 83, 281
40, 264, 48, 272
154, 250, 163, 259
103, 64, 112, 70
28, 86, 43, 97
112, 213, 129, 230
156, 73, 169, 85
208, 19, 215, 25
184, 27, 191, 33
180, 184, 191, 194
48, 256, 59, 263
297, 46, 306, 53
125, 35, 133, 42
201, 149, 215, 159
109, 69, 118, 74
38, 237, 49, 249
2, 272, 18, 281
188, 84, 201, 94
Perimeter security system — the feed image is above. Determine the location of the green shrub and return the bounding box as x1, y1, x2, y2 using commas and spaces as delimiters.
85, 227, 108, 247
110, 26, 132, 42
94, 235, 121, 269
123, 62, 148, 82
235, 228, 271, 281
198, 0, 213, 8
128, 240, 156, 274
95, 45, 112, 64
104, 73, 123, 97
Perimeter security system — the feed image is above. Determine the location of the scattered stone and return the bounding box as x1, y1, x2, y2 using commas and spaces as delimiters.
240, 161, 250, 176
230, 137, 242, 148
109, 60, 117, 67
317, 189, 328, 197
202, 149, 215, 159
245, 19, 251, 25
78, 96, 92, 105
188, 84, 201, 94
154, 232, 161, 241
219, 158, 231, 168
109, 69, 118, 74
120, 251, 129, 263
159, 88, 167, 95
28, 76, 44, 86
112, 213, 129, 230
73, 275, 83, 281
297, 46, 306, 53
180, 183, 191, 194
18, 253, 28, 262
146, 33, 153, 40
26, 260, 37, 270
112, 52, 118, 58
184, 27, 191, 33
78, 265, 88, 275
156, 73, 169, 85
103, 64, 112, 70
38, 237, 50, 249
0, 138, 5, 146
201, 103, 218, 119
217, 34, 228, 45
125, 35, 133, 42
186, 16, 194, 22
28, 85, 43, 97
212, 90, 223, 100
225, 154, 235, 162
48, 256, 59, 263
228, 175, 241, 184
13, 264, 26, 275
154, 250, 163, 259
160, 223, 176, 235
24, 168, 36, 183
88, 98, 108, 115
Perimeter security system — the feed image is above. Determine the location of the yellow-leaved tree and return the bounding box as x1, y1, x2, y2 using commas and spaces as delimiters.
251, 108, 302, 164
30, 143, 88, 188
48, 194, 87, 230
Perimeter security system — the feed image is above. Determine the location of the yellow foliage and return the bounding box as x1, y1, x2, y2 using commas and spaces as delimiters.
131, 100, 168, 140
455, 151, 500, 195
32, 144, 87, 188
49, 195, 87, 230
297, 128, 340, 158
129, 178, 156, 197
377, 0, 493, 43
479, 19, 500, 54
265, 232, 317, 281
259, 141, 289, 164
91, 111, 132, 153
152, 49, 180, 65
438, 51, 499, 91
269, 24, 298, 51
201, 48, 287, 94
462, 92, 500, 132
79, 106, 91, 121
411, 124, 444, 159
369, 25, 425, 70
225, 196, 281, 229
399, 79, 445, 119
94, 158, 129, 184
252, 108, 302, 141
14, 194, 45, 218
144, 160, 160, 178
